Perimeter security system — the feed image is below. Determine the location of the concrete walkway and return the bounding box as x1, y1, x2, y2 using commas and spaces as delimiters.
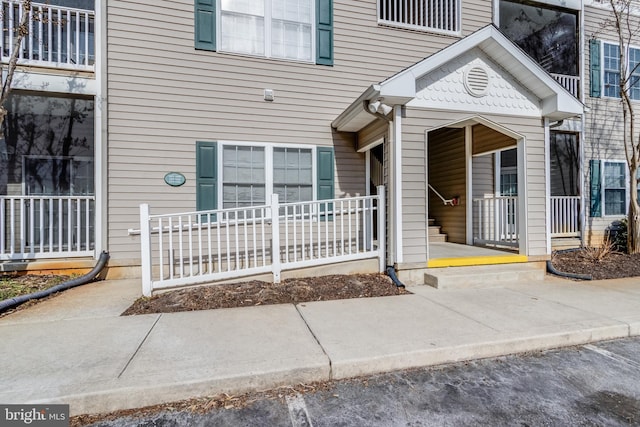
1, 275, 640, 416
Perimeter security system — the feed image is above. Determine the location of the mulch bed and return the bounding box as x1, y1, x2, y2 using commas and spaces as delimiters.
551, 250, 640, 280
122, 273, 409, 316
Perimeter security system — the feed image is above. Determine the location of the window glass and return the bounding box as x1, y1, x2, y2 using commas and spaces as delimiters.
220, 1, 265, 56
273, 147, 313, 203
637, 168, 640, 203
550, 132, 579, 197
604, 43, 621, 98
222, 145, 266, 208
0, 93, 95, 197
604, 161, 626, 215
499, 0, 578, 76
629, 47, 640, 101
220, 0, 312, 61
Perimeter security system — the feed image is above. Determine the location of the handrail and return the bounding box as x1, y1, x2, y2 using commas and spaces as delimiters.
428, 184, 459, 206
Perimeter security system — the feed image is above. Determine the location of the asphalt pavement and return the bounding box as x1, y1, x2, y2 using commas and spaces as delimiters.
86, 336, 640, 426
1, 274, 639, 417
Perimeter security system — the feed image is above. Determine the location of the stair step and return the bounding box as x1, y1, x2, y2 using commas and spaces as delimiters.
428, 225, 442, 236
428, 218, 435, 225
429, 235, 447, 243
424, 263, 544, 290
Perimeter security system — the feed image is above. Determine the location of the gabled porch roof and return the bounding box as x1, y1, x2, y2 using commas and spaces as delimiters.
332, 25, 584, 132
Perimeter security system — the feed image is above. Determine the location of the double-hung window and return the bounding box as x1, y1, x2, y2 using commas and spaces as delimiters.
219, 0, 313, 61
630, 47, 640, 100
595, 42, 640, 100
196, 141, 334, 218
603, 42, 621, 98
603, 161, 626, 216
222, 145, 266, 208
221, 143, 314, 209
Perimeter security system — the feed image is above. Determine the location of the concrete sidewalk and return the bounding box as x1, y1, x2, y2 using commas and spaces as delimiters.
1, 275, 640, 416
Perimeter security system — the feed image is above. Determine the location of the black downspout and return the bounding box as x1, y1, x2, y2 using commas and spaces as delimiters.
386, 265, 406, 288
0, 251, 110, 313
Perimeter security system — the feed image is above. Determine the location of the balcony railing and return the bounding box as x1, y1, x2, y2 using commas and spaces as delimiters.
1, 1, 95, 71
1, 195, 95, 260
550, 196, 580, 237
551, 74, 580, 99
473, 196, 519, 248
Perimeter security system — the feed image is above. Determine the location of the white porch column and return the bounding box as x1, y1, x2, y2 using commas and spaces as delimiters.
544, 118, 552, 254
389, 105, 403, 264
465, 125, 473, 245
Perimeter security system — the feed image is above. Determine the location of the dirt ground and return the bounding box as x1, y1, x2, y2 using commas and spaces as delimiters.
551, 249, 640, 280
122, 274, 409, 316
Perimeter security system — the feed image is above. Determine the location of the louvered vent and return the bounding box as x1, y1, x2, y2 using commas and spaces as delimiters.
464, 66, 490, 97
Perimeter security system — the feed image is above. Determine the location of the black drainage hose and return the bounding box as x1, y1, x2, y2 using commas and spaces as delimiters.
0, 251, 110, 313
386, 265, 406, 288
546, 259, 592, 281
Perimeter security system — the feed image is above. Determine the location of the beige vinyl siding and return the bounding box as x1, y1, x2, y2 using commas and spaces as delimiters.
583, 5, 637, 244
107, 0, 494, 261
427, 127, 467, 244
472, 155, 494, 199
358, 120, 388, 152
472, 124, 516, 155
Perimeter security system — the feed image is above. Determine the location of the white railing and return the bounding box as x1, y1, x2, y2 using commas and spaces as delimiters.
1, 1, 95, 71
551, 74, 580, 99
136, 187, 386, 296
378, 0, 460, 34
1, 195, 95, 260
473, 196, 519, 248
550, 196, 580, 237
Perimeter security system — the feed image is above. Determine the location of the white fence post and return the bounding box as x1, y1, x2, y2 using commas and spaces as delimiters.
377, 185, 386, 273
140, 203, 153, 297
271, 194, 281, 283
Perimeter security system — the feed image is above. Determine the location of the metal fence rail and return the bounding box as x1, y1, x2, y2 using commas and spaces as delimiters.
137, 187, 386, 296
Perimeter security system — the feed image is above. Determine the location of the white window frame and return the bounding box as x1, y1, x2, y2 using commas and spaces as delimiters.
218, 141, 317, 210
216, 0, 316, 63
601, 159, 629, 217
377, 0, 461, 36
601, 40, 640, 101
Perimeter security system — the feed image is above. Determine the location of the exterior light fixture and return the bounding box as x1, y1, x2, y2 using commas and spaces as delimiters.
368, 99, 392, 115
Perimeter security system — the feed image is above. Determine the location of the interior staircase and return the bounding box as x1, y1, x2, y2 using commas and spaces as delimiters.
428, 218, 447, 243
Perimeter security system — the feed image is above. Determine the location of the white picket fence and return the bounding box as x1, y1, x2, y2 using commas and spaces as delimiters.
137, 187, 386, 296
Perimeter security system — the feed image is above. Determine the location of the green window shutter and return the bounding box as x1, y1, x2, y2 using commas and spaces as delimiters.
195, 0, 216, 51
316, 0, 333, 66
317, 146, 334, 219
590, 39, 601, 98
589, 159, 602, 217
196, 141, 217, 214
